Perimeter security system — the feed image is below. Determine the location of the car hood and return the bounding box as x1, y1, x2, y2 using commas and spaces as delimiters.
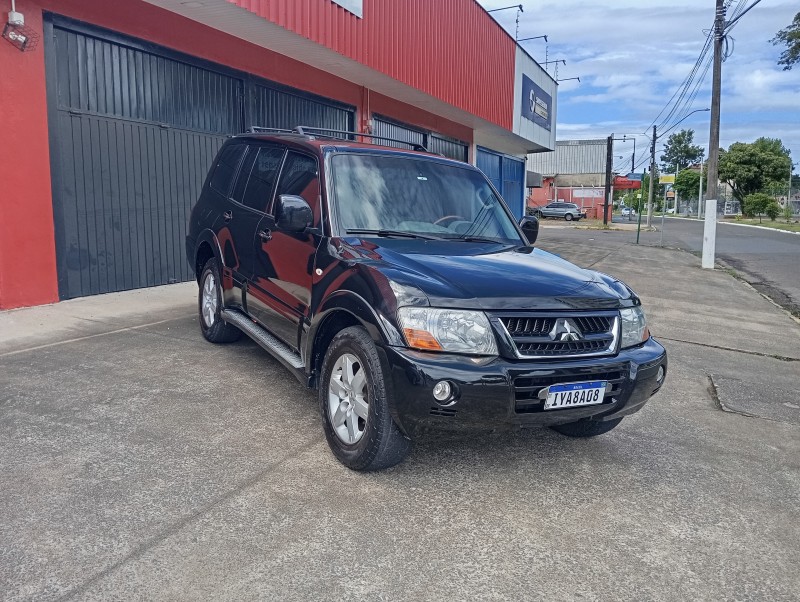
341, 238, 635, 311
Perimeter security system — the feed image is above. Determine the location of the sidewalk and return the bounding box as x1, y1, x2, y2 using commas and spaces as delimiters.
539, 233, 800, 423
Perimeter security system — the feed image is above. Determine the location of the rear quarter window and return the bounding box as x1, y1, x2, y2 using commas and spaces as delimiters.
209, 144, 246, 197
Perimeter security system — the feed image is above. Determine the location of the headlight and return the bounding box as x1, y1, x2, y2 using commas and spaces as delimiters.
620, 306, 650, 349
397, 307, 498, 355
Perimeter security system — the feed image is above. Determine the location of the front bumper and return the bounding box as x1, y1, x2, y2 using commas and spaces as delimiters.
380, 338, 667, 438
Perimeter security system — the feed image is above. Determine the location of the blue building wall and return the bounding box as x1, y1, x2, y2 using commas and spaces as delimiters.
476, 147, 525, 219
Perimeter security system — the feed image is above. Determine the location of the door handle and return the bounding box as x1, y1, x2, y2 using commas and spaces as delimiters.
258, 229, 272, 242
223, 210, 233, 222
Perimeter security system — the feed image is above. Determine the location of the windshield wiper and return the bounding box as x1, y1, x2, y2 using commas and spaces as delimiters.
452, 236, 507, 244
345, 229, 442, 240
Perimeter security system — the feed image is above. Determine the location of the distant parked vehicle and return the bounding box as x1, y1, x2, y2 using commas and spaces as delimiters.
534, 202, 587, 221
621, 207, 636, 217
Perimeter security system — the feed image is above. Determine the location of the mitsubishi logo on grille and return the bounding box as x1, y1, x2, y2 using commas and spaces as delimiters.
550, 318, 583, 342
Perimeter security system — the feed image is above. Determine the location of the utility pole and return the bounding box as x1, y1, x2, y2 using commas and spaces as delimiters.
698, 152, 705, 218
603, 135, 613, 225
703, 0, 725, 269
646, 125, 656, 228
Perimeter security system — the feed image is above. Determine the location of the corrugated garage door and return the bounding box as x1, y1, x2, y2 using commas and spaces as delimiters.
477, 147, 525, 219
45, 17, 354, 299
252, 83, 353, 135
373, 115, 468, 162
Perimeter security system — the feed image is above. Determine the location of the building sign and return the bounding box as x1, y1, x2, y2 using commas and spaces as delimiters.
521, 74, 551, 131
613, 176, 642, 190
660, 174, 675, 185
331, 0, 362, 18
571, 188, 604, 198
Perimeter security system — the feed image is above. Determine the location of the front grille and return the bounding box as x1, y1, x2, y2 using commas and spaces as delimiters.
497, 312, 618, 359
514, 370, 626, 413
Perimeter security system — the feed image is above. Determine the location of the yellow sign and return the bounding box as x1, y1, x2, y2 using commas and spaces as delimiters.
660, 174, 675, 184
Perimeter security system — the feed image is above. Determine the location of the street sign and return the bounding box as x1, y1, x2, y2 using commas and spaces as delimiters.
625, 173, 645, 181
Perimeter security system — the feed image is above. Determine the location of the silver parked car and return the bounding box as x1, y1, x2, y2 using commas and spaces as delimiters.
534, 202, 587, 221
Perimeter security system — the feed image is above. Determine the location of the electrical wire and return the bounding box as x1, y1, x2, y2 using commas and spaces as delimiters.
645, 24, 714, 133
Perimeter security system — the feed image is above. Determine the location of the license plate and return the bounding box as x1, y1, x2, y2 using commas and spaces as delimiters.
544, 381, 607, 410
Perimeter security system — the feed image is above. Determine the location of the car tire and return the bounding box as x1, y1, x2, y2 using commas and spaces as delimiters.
565, 213, 574, 221
198, 258, 241, 344
550, 417, 623, 438
535, 210, 543, 219
320, 326, 411, 471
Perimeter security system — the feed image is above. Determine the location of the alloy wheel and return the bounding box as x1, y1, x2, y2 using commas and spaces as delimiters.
328, 352, 369, 444
201, 272, 218, 327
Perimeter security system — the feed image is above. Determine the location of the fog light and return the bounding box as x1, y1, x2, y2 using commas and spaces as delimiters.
432, 380, 453, 402
656, 366, 665, 384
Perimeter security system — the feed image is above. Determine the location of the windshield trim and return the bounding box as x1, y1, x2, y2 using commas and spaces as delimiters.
326, 150, 526, 245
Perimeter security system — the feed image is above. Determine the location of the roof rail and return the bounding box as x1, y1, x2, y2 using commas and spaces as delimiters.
245, 125, 430, 153
248, 126, 297, 134
295, 126, 429, 153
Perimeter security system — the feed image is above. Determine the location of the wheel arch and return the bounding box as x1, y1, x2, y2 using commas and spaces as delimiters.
306, 291, 404, 388
193, 230, 224, 283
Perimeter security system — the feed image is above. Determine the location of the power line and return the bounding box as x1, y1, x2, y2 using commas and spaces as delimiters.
646, 23, 714, 132
656, 31, 714, 131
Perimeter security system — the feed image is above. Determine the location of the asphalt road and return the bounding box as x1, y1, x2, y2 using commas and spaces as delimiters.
609, 216, 800, 315
2, 238, 799, 601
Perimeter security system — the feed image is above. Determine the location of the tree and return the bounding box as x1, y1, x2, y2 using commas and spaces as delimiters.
660, 129, 703, 172
718, 138, 792, 204
783, 202, 795, 222
765, 202, 782, 221
743, 193, 772, 222
772, 12, 800, 71
674, 168, 702, 202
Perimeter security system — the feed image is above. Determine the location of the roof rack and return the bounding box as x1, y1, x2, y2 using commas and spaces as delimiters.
247, 126, 297, 134
245, 125, 429, 153
296, 126, 429, 152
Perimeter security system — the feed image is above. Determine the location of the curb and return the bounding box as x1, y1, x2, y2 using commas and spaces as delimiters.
663, 216, 800, 236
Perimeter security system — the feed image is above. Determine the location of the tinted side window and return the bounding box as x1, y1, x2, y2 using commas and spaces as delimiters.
209, 144, 246, 197
240, 146, 286, 212
275, 152, 321, 225
230, 146, 258, 204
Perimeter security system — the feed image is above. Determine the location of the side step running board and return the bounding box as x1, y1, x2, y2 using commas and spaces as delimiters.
221, 309, 304, 370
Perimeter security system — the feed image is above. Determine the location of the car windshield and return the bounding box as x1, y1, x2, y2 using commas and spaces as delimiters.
330, 153, 523, 244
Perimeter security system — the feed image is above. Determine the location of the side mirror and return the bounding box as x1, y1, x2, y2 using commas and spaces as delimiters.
276, 194, 313, 233
519, 215, 539, 245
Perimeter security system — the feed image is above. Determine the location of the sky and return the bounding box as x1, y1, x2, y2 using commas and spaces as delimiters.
477, 0, 800, 175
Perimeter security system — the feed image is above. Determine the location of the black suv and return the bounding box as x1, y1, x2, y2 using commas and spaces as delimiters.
186, 128, 667, 471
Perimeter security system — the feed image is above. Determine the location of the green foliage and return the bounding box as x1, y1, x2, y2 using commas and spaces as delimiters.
718, 138, 792, 204
784, 202, 795, 222
772, 12, 800, 71
674, 168, 702, 201
660, 129, 703, 171
765, 202, 781, 221
743, 193, 773, 223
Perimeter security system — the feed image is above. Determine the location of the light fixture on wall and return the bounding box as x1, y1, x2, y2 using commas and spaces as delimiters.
3, 0, 39, 52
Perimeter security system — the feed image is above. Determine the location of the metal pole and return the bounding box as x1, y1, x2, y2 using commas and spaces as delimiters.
631, 138, 636, 174
698, 153, 704, 219
646, 126, 656, 228
703, 0, 725, 269
674, 162, 679, 214
603, 135, 613, 226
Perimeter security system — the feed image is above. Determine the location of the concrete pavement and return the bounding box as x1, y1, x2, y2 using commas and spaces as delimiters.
1, 236, 799, 600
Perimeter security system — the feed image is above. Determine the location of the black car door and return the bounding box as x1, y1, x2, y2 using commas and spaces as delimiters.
247, 150, 322, 350
217, 144, 284, 298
